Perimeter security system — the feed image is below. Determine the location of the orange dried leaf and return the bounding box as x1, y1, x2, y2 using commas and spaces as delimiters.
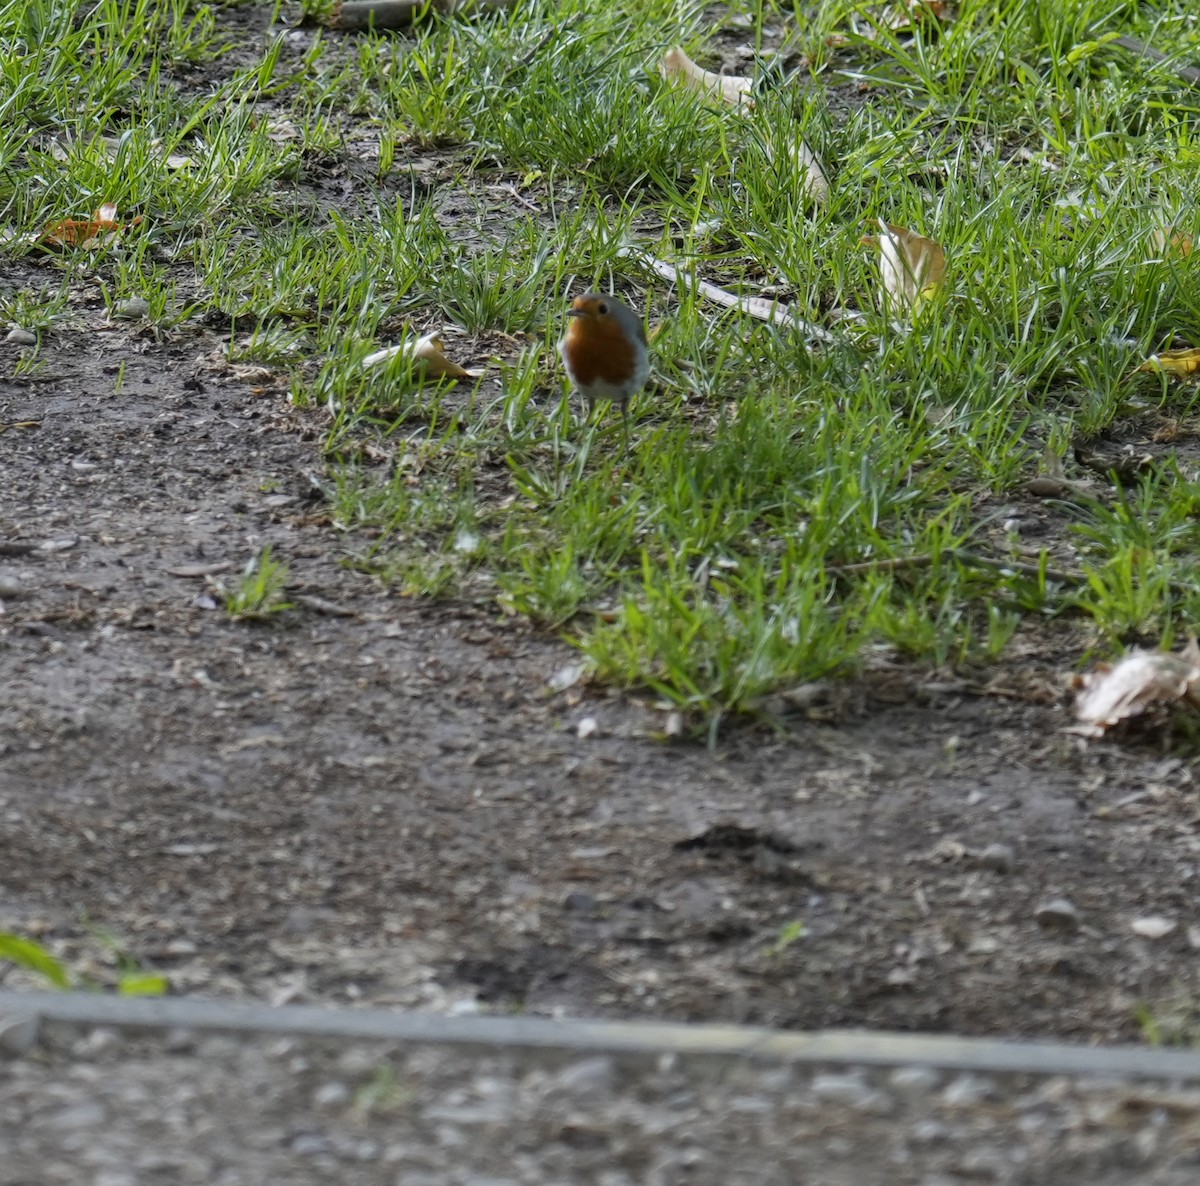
1072, 640, 1200, 737
41, 203, 136, 249
661, 47, 753, 109
1135, 347, 1200, 379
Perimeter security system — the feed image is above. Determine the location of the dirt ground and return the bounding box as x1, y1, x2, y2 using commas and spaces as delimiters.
4, 9, 1200, 1047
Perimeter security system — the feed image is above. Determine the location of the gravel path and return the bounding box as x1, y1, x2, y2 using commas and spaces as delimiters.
5, 1004, 1200, 1185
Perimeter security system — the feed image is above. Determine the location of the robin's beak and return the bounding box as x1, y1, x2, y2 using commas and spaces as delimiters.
564, 308, 586, 318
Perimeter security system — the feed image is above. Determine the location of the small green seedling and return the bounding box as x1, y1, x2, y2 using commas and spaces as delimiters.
765, 919, 806, 958
223, 546, 293, 620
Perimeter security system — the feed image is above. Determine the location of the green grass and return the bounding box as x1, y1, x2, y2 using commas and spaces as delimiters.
6, 0, 1200, 731
223, 546, 293, 619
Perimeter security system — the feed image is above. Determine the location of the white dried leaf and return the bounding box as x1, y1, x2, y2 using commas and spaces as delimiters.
779, 133, 830, 205
1072, 640, 1200, 736
661, 47, 753, 109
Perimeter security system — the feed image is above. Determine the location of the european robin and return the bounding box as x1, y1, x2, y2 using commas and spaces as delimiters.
558, 291, 650, 448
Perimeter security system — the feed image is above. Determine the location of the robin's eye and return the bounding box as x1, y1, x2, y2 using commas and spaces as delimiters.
597, 302, 609, 315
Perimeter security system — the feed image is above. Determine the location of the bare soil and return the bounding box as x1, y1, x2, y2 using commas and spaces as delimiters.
3, 9, 1200, 1047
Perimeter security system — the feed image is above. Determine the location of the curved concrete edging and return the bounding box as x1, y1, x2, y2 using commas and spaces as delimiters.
2, 990, 1198, 1079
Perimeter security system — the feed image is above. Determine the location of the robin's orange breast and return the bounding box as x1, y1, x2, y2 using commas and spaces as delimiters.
562, 317, 642, 393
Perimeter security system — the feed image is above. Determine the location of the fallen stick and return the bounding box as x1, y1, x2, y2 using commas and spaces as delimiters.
1112, 34, 1200, 86
619, 247, 835, 343
827, 549, 1086, 586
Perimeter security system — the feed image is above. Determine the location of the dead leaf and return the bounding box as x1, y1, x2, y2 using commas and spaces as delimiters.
1151, 225, 1194, 258
661, 47, 753, 109
776, 133, 830, 206
1135, 347, 1200, 379
40, 203, 141, 249
363, 333, 482, 381
1071, 639, 1200, 737
862, 220, 946, 319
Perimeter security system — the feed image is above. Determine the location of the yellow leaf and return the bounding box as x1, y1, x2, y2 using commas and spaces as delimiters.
1151, 225, 1194, 258
1135, 347, 1200, 379
411, 333, 477, 379
362, 332, 482, 382
863, 220, 945, 319
660, 47, 753, 109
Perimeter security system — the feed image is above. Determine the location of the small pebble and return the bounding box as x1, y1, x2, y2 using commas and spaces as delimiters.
1035, 897, 1080, 933
49, 1101, 107, 1130
889, 1065, 941, 1097
977, 843, 1015, 874
290, 1131, 334, 1156
72, 1027, 121, 1057
547, 663, 584, 691
0, 571, 28, 598
1131, 915, 1176, 940
6, 326, 36, 345
941, 1074, 996, 1107
112, 297, 150, 320
163, 1027, 196, 1053
811, 1071, 875, 1108
563, 890, 597, 914
576, 716, 598, 739
348, 1138, 380, 1161
313, 1081, 350, 1108
336, 1046, 377, 1075
911, 1119, 952, 1146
